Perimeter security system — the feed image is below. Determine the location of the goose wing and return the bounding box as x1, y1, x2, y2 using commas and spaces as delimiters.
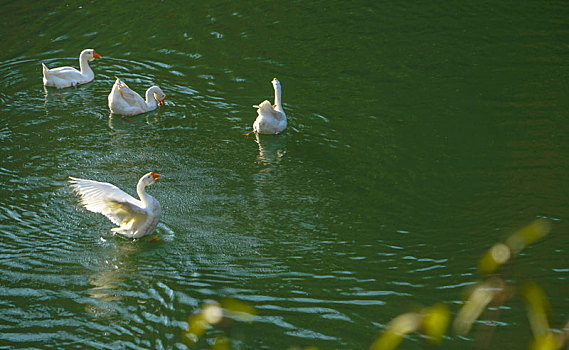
115, 79, 147, 110
43, 65, 86, 82
69, 177, 148, 227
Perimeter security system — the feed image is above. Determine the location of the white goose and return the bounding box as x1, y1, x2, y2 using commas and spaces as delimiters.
69, 172, 162, 239
244, 78, 287, 136
42, 49, 102, 88
108, 78, 167, 116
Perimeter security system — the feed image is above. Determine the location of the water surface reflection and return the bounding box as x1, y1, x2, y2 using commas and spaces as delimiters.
254, 133, 287, 165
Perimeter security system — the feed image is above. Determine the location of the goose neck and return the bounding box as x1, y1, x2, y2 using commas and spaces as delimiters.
145, 87, 159, 109
273, 84, 283, 111
78, 53, 94, 76
137, 181, 150, 206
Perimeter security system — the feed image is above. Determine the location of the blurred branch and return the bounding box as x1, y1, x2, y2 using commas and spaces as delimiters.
370, 303, 450, 350
453, 277, 507, 337
181, 219, 562, 349
478, 219, 551, 275
182, 298, 257, 348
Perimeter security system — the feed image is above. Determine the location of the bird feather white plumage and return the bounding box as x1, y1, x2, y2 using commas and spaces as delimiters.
69, 177, 145, 225
42, 49, 101, 89
249, 78, 287, 135
69, 172, 162, 238
113, 79, 147, 111
108, 78, 167, 116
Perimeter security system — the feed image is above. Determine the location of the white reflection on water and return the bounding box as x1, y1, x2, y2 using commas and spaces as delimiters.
86, 223, 175, 317
107, 112, 161, 131
254, 133, 287, 165
86, 239, 142, 316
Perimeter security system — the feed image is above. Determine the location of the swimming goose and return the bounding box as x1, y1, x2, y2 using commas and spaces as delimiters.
244, 78, 286, 136
69, 172, 162, 239
42, 49, 102, 88
108, 77, 167, 116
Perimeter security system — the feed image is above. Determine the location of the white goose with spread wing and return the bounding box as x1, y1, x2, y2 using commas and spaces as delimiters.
69, 172, 162, 239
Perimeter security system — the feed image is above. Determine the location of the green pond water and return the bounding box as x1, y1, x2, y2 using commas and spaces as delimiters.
1, 0, 568, 349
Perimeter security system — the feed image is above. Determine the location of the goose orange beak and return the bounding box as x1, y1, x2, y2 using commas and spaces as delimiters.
93, 50, 102, 59
151, 172, 161, 181
159, 96, 167, 106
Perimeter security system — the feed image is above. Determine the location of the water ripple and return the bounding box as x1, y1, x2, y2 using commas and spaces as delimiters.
1, 0, 568, 348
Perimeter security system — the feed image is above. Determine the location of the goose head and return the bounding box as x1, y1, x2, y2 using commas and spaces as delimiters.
139, 172, 161, 187
151, 86, 167, 105
81, 49, 102, 62
271, 78, 281, 90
